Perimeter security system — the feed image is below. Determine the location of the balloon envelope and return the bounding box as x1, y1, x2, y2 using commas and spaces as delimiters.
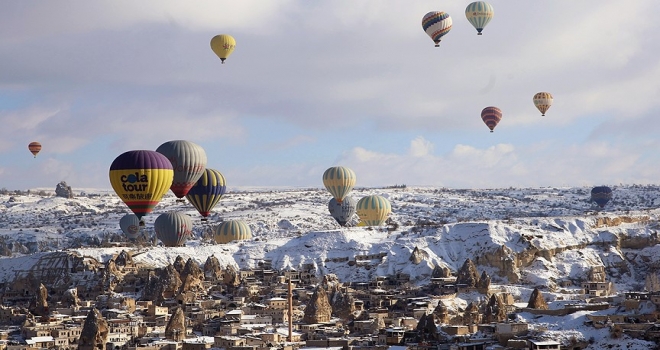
481, 106, 502, 132
591, 186, 613, 208
533, 92, 554, 116
323, 166, 356, 203
109, 150, 173, 221
119, 214, 142, 240
215, 220, 252, 244
356, 195, 392, 227
154, 212, 193, 247
465, 2, 494, 35
328, 196, 357, 226
422, 11, 452, 47
28, 142, 42, 158
210, 34, 236, 63
186, 168, 227, 221
156, 140, 207, 199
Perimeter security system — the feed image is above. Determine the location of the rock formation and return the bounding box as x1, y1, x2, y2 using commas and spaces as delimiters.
173, 256, 186, 275
222, 264, 241, 292
165, 307, 186, 341
203, 255, 223, 282
179, 258, 205, 293
433, 302, 450, 324
29, 283, 48, 317
329, 287, 354, 320
78, 308, 109, 350
484, 294, 507, 323
55, 181, 73, 198
432, 265, 453, 278
62, 288, 80, 307
477, 271, 491, 294
463, 301, 481, 325
114, 250, 133, 267
142, 264, 182, 303
527, 288, 549, 310
410, 246, 429, 265
456, 258, 479, 288
416, 313, 438, 341
303, 286, 332, 324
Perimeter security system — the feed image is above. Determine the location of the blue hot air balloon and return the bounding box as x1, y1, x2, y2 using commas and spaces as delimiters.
590, 186, 612, 208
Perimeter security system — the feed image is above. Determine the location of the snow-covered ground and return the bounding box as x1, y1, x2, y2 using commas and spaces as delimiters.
2, 184, 660, 349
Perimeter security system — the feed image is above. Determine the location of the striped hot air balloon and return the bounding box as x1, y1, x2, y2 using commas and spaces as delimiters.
328, 196, 357, 227
422, 11, 452, 47
210, 34, 236, 64
154, 212, 193, 247
119, 213, 142, 240
186, 168, 227, 222
156, 140, 207, 200
323, 166, 356, 203
533, 92, 554, 116
356, 195, 392, 227
465, 2, 494, 35
28, 142, 42, 158
215, 220, 252, 244
109, 150, 173, 222
481, 106, 502, 132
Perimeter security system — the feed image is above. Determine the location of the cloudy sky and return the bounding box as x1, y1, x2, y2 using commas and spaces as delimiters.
1, 1, 658, 190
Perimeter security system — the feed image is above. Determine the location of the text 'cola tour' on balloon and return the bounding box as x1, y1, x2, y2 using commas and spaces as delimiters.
109, 150, 174, 224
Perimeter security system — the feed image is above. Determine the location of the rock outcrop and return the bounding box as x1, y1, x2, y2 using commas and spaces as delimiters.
142, 264, 182, 303
477, 271, 491, 294
527, 288, 549, 310
78, 308, 109, 350
410, 246, 429, 265
456, 258, 479, 288
29, 283, 48, 317
303, 286, 332, 324
165, 307, 186, 341
203, 255, 223, 282
484, 294, 507, 323
55, 181, 73, 199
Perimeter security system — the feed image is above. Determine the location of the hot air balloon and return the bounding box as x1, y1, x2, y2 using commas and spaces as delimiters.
156, 140, 207, 200
119, 213, 142, 240
465, 2, 494, 35
356, 195, 392, 227
481, 106, 502, 132
323, 166, 356, 203
422, 11, 452, 47
154, 212, 193, 247
186, 168, 227, 222
533, 92, 554, 116
591, 186, 612, 208
215, 220, 252, 244
328, 196, 357, 227
28, 142, 42, 158
210, 34, 236, 64
109, 150, 173, 223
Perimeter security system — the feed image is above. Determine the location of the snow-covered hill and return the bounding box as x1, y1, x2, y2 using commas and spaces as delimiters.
1, 185, 659, 289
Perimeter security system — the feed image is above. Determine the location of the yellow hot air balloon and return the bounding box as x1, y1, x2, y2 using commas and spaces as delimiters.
215, 220, 252, 244
533, 92, 553, 116
356, 195, 391, 227
109, 150, 174, 224
323, 166, 356, 203
210, 34, 236, 64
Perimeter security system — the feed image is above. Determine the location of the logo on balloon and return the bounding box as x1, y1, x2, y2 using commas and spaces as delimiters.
120, 173, 149, 191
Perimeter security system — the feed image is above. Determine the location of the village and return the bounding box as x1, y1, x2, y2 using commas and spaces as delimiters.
0, 248, 658, 350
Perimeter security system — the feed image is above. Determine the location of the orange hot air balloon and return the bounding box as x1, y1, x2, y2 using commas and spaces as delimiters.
28, 142, 42, 158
